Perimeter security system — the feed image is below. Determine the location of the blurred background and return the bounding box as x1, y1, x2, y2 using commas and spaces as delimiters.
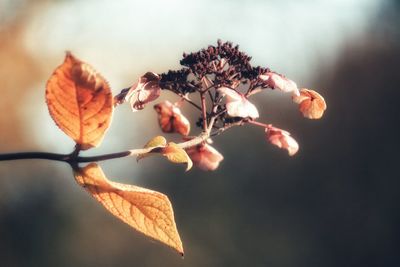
1, 0, 399, 266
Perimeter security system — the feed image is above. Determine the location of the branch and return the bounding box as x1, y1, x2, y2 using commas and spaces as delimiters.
0, 152, 70, 162
200, 92, 208, 131
0, 134, 211, 164
178, 93, 203, 111
0, 106, 224, 165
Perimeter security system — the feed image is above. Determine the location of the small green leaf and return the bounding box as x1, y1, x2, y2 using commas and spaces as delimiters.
137, 136, 167, 161
144, 135, 167, 148
162, 142, 193, 171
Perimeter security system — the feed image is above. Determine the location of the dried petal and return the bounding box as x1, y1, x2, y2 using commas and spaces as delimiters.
125, 72, 161, 111
265, 125, 299, 156
293, 88, 327, 119
218, 87, 259, 119
259, 72, 300, 96
154, 101, 190, 136
186, 142, 224, 171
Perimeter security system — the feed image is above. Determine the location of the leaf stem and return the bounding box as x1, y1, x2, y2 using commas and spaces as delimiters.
200, 92, 208, 131
248, 120, 270, 128
178, 94, 202, 111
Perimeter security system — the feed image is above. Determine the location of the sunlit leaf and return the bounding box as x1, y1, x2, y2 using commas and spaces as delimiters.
74, 163, 184, 255
46, 52, 113, 150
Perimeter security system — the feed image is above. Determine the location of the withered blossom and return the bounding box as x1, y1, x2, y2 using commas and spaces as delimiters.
218, 87, 259, 119
154, 101, 190, 136
259, 72, 300, 96
125, 72, 161, 111
265, 125, 299, 156
293, 88, 327, 119
186, 142, 224, 171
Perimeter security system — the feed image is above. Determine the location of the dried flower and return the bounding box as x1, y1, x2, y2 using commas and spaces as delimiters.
218, 87, 259, 119
259, 72, 300, 96
125, 72, 161, 111
265, 125, 299, 156
293, 88, 327, 119
154, 101, 190, 136
186, 142, 224, 171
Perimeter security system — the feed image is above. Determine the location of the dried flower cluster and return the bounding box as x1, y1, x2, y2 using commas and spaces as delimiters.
117, 40, 327, 169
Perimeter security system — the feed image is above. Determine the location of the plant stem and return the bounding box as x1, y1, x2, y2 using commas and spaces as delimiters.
248, 120, 270, 128
179, 94, 202, 111
200, 92, 208, 131
76, 151, 132, 163
0, 151, 133, 163
0, 152, 70, 162
0, 133, 211, 164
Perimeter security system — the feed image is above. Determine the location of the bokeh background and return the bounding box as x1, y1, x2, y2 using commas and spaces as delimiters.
1, 0, 399, 266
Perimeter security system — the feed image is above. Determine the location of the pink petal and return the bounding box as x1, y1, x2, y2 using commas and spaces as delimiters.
260, 72, 300, 96
218, 87, 259, 119
265, 125, 299, 156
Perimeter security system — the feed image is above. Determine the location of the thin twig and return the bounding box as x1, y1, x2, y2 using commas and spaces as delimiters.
179, 94, 202, 111
200, 92, 208, 131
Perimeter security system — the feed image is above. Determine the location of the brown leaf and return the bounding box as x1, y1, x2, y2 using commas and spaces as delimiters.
74, 163, 184, 255
46, 52, 113, 150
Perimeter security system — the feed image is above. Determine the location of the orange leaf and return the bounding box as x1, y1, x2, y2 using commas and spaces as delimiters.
74, 163, 184, 255
46, 52, 113, 150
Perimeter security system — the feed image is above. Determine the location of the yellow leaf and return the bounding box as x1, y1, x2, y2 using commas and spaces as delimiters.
162, 142, 193, 171
74, 163, 184, 255
46, 52, 113, 150
137, 136, 167, 161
